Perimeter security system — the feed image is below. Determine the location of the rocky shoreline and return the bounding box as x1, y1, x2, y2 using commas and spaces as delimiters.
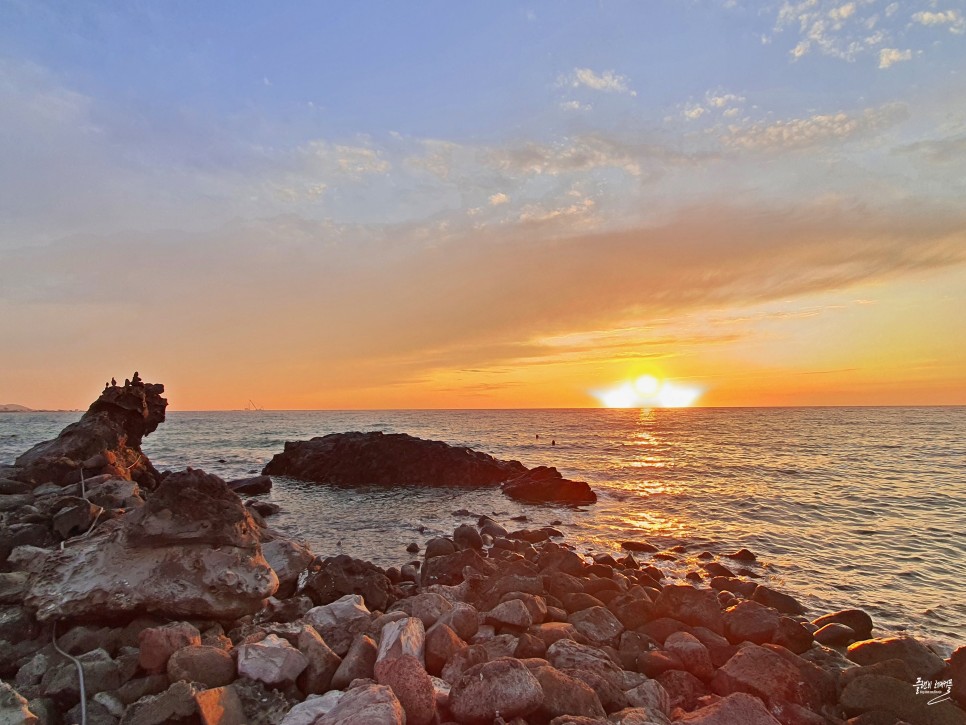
0, 379, 963, 724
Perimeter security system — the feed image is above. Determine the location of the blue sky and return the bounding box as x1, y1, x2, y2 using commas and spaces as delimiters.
1, 1, 965, 408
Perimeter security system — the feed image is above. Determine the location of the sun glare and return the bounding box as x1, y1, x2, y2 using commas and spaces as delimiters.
593, 376, 704, 408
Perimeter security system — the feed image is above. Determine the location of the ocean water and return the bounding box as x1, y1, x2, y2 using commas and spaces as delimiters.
2, 407, 964, 653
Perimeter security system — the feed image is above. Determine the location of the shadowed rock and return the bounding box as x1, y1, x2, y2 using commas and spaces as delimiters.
15, 377, 167, 489
500, 466, 597, 505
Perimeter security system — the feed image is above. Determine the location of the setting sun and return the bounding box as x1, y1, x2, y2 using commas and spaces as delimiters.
593, 376, 704, 408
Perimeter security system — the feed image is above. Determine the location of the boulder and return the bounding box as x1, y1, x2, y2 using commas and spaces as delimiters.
624, 679, 671, 718
533, 665, 606, 721
331, 634, 379, 690
263, 431, 527, 486
712, 643, 824, 711
813, 622, 856, 646
846, 637, 947, 680
546, 639, 625, 691
677, 692, 781, 724
316, 683, 405, 725
236, 633, 309, 685
657, 668, 710, 711
751, 585, 805, 616
664, 631, 714, 680
297, 625, 342, 695
15, 377, 166, 488
262, 539, 314, 599
304, 554, 394, 611
25, 470, 278, 622
304, 594, 373, 657
227, 475, 273, 494
138, 622, 202, 673
375, 617, 426, 675
440, 643, 488, 685
951, 645, 966, 707
486, 599, 534, 631
194, 685, 247, 725
840, 674, 966, 725
425, 623, 465, 676
501, 466, 597, 505
166, 645, 235, 688
279, 692, 344, 725
453, 524, 484, 550
723, 600, 781, 645
449, 657, 544, 724
388, 592, 452, 628
119, 680, 198, 725
654, 585, 725, 634
374, 654, 436, 725
567, 606, 624, 648
812, 609, 874, 641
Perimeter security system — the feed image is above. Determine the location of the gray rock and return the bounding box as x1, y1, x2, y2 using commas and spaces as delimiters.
0, 681, 37, 725
449, 657, 543, 724
119, 681, 198, 725
236, 633, 309, 685
317, 683, 405, 725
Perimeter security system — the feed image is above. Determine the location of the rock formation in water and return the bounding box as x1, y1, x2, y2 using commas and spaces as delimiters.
263, 431, 599, 505
263, 431, 528, 487
501, 465, 597, 505
14, 375, 167, 489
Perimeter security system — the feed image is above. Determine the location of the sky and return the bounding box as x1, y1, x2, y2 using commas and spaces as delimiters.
1, 0, 965, 410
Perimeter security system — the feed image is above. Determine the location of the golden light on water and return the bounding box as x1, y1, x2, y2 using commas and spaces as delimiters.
593, 375, 704, 408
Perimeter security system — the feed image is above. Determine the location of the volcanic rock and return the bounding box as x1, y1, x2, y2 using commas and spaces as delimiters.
14, 377, 166, 489
24, 469, 278, 622
263, 431, 527, 486
501, 466, 598, 505
303, 554, 395, 611
449, 657, 544, 724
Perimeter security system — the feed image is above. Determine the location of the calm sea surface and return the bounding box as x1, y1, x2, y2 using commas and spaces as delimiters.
2, 407, 964, 653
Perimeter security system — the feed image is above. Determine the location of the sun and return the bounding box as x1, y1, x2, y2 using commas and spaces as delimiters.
593, 375, 704, 408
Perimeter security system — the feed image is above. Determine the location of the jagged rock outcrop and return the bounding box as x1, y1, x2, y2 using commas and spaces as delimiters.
500, 466, 597, 505
263, 431, 598, 504
14, 376, 167, 489
24, 469, 278, 622
263, 431, 528, 487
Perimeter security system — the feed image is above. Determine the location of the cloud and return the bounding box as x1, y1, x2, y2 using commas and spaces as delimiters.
878, 48, 912, 69
895, 133, 966, 163
724, 103, 908, 150
911, 10, 965, 34
560, 100, 592, 112
488, 192, 509, 206
560, 68, 637, 96
4, 199, 964, 397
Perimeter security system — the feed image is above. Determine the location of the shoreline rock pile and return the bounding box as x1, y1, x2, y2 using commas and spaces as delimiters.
0, 379, 963, 724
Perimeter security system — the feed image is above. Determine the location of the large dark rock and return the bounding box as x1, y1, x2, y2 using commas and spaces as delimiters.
263, 431, 527, 486
500, 466, 597, 505
14, 377, 166, 489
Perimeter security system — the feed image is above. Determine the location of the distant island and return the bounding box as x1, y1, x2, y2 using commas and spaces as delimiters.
0, 404, 79, 412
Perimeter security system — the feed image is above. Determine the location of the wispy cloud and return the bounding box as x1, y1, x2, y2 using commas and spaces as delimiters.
911, 10, 965, 34
560, 67, 637, 96
723, 103, 908, 150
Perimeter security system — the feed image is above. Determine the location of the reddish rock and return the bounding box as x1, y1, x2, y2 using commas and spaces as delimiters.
486, 599, 534, 631
814, 622, 856, 646
546, 639, 626, 691
194, 685, 246, 725
773, 617, 814, 654
812, 609, 874, 641
712, 643, 824, 711
297, 625, 342, 695
440, 644, 488, 685
449, 657, 543, 724
316, 683, 405, 725
375, 653, 436, 725
532, 665, 606, 721
166, 645, 235, 688
501, 466, 597, 505
375, 616, 426, 678
751, 585, 805, 616
304, 594, 373, 657
657, 669, 710, 711
950, 645, 966, 707
654, 586, 724, 634
840, 674, 966, 725
330, 634, 378, 690
389, 592, 453, 628
723, 600, 781, 645
567, 606, 624, 648
435, 602, 480, 641
664, 631, 715, 681
529, 622, 582, 649
677, 692, 781, 724
139, 622, 202, 673
846, 637, 947, 680
425, 623, 465, 676
636, 649, 684, 678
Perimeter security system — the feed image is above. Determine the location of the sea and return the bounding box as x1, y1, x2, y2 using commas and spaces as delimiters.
2, 407, 964, 654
